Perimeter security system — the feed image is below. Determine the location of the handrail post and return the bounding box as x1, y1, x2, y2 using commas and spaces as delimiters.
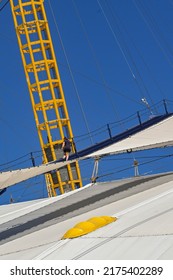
107, 124, 112, 139
163, 99, 168, 115
137, 111, 142, 126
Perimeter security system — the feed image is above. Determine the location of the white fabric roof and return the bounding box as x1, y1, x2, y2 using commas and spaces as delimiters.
0, 174, 173, 260
86, 115, 173, 158
0, 160, 74, 190
0, 115, 173, 190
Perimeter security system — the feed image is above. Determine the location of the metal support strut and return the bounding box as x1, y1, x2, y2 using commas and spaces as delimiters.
91, 157, 100, 183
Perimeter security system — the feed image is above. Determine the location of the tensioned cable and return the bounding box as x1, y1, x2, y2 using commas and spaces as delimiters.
0, 150, 42, 171
137, 0, 173, 58
0, 0, 9, 12
47, 0, 93, 144
133, 0, 173, 69
96, 0, 134, 162
98, 0, 153, 107
103, 153, 173, 161
96, 3, 153, 164
98, 0, 150, 136
104, 0, 146, 99
0, 99, 170, 168
97, 0, 136, 81
96, 152, 173, 180
72, 0, 121, 124
15, 178, 43, 203
0, 153, 30, 167
0, 1, 38, 158
97, 0, 158, 161
105, 0, 156, 108
59, 61, 142, 105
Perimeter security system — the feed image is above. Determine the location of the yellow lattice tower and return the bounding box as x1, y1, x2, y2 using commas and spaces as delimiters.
10, 0, 82, 196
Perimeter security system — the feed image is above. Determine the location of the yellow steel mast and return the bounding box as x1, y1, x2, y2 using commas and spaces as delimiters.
10, 0, 82, 196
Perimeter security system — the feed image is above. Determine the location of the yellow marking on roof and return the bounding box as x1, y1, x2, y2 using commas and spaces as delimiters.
62, 216, 117, 239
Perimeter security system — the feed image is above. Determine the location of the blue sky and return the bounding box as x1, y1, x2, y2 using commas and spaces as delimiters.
1, 0, 173, 204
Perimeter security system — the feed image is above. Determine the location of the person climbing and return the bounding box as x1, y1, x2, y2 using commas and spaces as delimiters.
62, 137, 71, 161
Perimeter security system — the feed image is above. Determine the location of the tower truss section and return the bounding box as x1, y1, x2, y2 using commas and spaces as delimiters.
10, 0, 82, 196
